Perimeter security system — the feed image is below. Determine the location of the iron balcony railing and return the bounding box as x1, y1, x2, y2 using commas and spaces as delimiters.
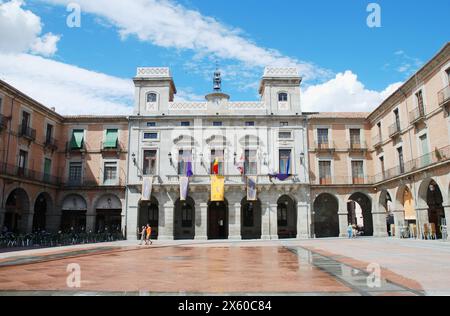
372, 145, 450, 183
409, 106, 426, 124
101, 141, 123, 152
0, 162, 61, 185
313, 141, 336, 152
310, 176, 372, 185
438, 85, 450, 107
44, 137, 58, 150
18, 124, 36, 141
348, 141, 368, 151
372, 135, 382, 148
65, 141, 86, 153
388, 122, 401, 138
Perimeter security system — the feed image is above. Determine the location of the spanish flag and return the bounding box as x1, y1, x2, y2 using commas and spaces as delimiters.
212, 158, 219, 175
211, 175, 225, 202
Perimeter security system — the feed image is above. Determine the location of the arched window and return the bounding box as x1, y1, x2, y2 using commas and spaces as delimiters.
147, 93, 157, 103
278, 92, 288, 102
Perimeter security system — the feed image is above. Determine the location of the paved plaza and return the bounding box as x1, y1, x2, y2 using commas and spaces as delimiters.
0, 238, 449, 296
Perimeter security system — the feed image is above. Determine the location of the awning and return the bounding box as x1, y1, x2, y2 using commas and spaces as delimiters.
70, 130, 84, 149
104, 129, 118, 148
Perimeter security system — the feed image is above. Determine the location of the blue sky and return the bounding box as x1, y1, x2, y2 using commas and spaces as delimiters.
0, 0, 449, 114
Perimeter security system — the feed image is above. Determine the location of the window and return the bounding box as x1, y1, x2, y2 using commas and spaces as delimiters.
181, 203, 193, 227
397, 147, 405, 173
44, 158, 51, 182
104, 129, 118, 148
277, 203, 288, 227
210, 149, 224, 175
350, 129, 361, 146
147, 93, 157, 103
244, 150, 257, 175
178, 150, 192, 176
280, 122, 289, 127
377, 122, 382, 139
143, 150, 157, 175
446, 68, 450, 83
22, 111, 30, 129
319, 161, 331, 185
70, 129, 84, 150
317, 128, 329, 145
69, 162, 82, 185
278, 92, 288, 102
143, 132, 158, 140
45, 124, 53, 144
147, 122, 156, 127
213, 121, 223, 127
279, 149, 291, 174
279, 131, 292, 139
419, 134, 431, 167
243, 203, 254, 227
415, 90, 424, 114
351, 161, 364, 184
18, 150, 28, 176
245, 121, 255, 127
394, 109, 400, 130
103, 161, 118, 185
379, 156, 385, 178
181, 121, 191, 127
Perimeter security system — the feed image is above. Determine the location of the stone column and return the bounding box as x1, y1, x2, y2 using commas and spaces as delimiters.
297, 202, 310, 239
338, 211, 349, 238
261, 199, 270, 240
269, 203, 278, 240
21, 211, 34, 234
228, 202, 242, 240
444, 206, 450, 240
86, 206, 96, 233
392, 209, 405, 238
159, 201, 174, 240
0, 208, 5, 231
416, 207, 429, 239
195, 202, 208, 240
372, 209, 389, 237
126, 190, 140, 240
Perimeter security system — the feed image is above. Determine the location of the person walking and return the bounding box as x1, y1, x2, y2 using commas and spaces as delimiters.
347, 223, 353, 239
145, 224, 153, 246
139, 226, 146, 245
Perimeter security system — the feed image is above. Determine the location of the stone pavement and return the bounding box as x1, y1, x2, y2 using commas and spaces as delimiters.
0, 238, 448, 296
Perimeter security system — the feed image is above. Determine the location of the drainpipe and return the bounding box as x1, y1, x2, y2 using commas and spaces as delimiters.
1, 94, 15, 211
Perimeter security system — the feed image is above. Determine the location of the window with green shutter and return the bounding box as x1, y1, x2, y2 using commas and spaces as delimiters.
44, 158, 51, 182
70, 130, 84, 149
104, 129, 118, 149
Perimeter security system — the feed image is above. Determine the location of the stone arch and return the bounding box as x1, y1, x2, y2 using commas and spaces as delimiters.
138, 196, 159, 239
348, 192, 373, 236
60, 194, 87, 232
313, 193, 339, 238
241, 197, 262, 240
207, 198, 228, 240
378, 189, 394, 236
4, 188, 30, 233
94, 194, 123, 233
32, 192, 54, 232
277, 195, 297, 239
175, 196, 196, 240
418, 178, 445, 238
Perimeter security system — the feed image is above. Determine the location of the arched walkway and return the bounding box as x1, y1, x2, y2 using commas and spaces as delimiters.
33, 193, 53, 232
348, 192, 373, 236
61, 194, 87, 232
419, 179, 445, 239
174, 197, 196, 240
95, 194, 122, 234
241, 197, 262, 240
277, 195, 297, 239
138, 197, 159, 239
208, 200, 228, 240
313, 193, 339, 238
379, 190, 393, 236
4, 188, 30, 233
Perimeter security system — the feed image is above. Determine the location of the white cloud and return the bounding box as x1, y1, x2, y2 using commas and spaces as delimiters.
0, 0, 60, 56
0, 53, 134, 115
302, 71, 403, 113
43, 0, 331, 82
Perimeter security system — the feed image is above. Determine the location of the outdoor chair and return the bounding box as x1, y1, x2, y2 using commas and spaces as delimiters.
429, 223, 437, 240
409, 224, 417, 239
423, 224, 431, 240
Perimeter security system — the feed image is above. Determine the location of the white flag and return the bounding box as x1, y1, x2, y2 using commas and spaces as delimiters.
180, 176, 189, 201
142, 176, 153, 201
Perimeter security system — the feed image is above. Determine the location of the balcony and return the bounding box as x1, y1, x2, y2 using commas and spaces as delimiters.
44, 137, 58, 151
311, 176, 371, 185
18, 125, 36, 141
348, 141, 368, 153
372, 145, 450, 183
438, 85, 450, 112
372, 135, 382, 148
65, 141, 85, 153
0, 114, 8, 131
0, 162, 61, 185
313, 141, 336, 154
409, 106, 426, 125
101, 141, 122, 153
388, 122, 401, 138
